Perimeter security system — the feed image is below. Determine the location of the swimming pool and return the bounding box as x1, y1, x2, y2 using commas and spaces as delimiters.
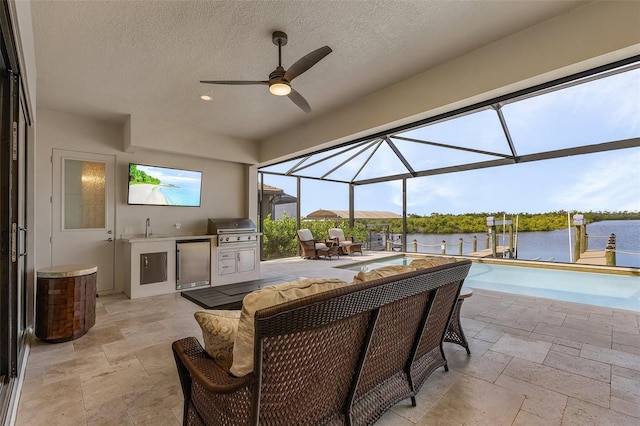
344, 256, 640, 312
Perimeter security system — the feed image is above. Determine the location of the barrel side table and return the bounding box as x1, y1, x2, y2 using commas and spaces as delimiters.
36, 264, 97, 343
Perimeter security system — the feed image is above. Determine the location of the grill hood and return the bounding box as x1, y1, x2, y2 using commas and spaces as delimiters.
207, 218, 257, 235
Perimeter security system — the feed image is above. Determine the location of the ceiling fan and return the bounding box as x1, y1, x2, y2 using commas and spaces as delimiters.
200, 31, 332, 113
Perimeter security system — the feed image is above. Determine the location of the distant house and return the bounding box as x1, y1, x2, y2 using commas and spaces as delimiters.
259, 183, 297, 220
305, 209, 402, 220
305, 209, 403, 250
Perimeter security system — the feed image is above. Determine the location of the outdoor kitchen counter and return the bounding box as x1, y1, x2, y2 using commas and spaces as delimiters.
121, 232, 261, 299
122, 235, 216, 299
120, 234, 215, 243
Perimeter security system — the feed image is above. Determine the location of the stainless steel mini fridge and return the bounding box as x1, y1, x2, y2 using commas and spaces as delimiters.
176, 240, 211, 290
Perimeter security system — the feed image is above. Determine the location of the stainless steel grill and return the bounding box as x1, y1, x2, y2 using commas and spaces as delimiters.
207, 218, 259, 246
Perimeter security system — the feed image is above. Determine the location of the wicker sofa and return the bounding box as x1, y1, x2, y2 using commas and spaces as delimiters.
173, 259, 472, 425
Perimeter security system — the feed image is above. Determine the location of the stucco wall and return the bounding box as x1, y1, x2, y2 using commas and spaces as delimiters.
35, 108, 249, 293
125, 115, 259, 164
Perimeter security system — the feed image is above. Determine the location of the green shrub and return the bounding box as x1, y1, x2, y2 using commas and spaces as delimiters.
262, 215, 368, 260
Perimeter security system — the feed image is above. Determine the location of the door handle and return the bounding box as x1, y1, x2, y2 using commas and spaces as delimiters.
11, 223, 16, 262
18, 226, 27, 257
176, 249, 181, 280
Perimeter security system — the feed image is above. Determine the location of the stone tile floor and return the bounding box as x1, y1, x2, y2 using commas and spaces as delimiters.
15, 255, 640, 425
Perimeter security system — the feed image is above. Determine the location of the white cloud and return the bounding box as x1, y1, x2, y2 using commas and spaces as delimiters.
550, 150, 640, 211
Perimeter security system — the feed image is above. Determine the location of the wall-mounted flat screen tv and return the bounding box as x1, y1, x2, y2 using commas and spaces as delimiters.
128, 163, 202, 207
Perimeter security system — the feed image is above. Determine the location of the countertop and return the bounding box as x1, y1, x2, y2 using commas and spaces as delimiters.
120, 234, 215, 243
37, 264, 98, 278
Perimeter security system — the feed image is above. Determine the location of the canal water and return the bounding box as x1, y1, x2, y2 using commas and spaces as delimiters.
404, 220, 640, 268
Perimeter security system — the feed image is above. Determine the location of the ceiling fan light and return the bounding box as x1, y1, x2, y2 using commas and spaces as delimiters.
269, 82, 291, 96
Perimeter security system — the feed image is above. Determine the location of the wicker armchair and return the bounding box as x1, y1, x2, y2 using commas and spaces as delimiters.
328, 228, 363, 255
297, 228, 339, 260
173, 260, 472, 425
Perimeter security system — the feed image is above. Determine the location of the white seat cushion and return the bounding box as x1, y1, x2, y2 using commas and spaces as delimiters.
328, 228, 346, 241
230, 278, 348, 377
297, 229, 314, 241
314, 242, 328, 250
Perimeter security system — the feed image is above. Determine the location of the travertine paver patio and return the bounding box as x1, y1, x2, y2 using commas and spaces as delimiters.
15, 253, 640, 425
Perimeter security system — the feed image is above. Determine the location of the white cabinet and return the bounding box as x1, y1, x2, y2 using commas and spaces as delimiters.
237, 249, 256, 273
122, 235, 214, 299
123, 239, 177, 299
214, 247, 259, 286
218, 252, 237, 276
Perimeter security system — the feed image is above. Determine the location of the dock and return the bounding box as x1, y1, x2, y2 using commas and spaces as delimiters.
575, 250, 607, 266
574, 232, 616, 266
467, 246, 509, 258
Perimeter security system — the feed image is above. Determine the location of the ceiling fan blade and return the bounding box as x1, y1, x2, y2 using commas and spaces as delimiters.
284, 46, 332, 82
288, 88, 311, 113
200, 80, 268, 85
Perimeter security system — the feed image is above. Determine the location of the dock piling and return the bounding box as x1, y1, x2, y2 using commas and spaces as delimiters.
605, 234, 616, 266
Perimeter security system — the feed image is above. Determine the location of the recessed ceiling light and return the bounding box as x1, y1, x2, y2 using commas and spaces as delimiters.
200, 95, 212, 101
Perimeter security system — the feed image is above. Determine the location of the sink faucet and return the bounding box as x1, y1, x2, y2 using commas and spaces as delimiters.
145, 218, 151, 238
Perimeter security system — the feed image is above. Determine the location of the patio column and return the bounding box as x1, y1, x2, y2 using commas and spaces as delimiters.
402, 178, 407, 252
349, 184, 354, 229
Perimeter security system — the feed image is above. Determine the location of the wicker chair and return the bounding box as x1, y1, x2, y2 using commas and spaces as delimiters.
297, 228, 339, 260
173, 260, 472, 425
328, 228, 363, 255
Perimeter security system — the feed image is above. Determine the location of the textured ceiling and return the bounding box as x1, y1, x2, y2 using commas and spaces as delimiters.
30, 0, 586, 141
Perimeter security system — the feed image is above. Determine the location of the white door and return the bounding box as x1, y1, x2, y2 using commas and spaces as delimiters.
237, 249, 256, 273
52, 149, 115, 292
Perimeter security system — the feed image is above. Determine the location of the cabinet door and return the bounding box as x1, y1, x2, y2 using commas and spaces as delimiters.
218, 252, 236, 276
237, 249, 256, 273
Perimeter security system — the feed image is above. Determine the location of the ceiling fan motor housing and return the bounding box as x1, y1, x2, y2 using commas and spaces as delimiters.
269, 66, 287, 82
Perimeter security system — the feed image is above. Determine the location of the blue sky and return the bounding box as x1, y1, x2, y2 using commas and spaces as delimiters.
263, 148, 640, 216
261, 66, 640, 217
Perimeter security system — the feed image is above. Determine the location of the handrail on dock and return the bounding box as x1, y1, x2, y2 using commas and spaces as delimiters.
384, 229, 638, 267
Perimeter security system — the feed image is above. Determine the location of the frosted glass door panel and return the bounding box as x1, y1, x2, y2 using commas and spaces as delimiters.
64, 159, 106, 229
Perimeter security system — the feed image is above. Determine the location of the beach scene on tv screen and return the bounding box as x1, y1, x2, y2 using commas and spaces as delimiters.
128, 164, 202, 206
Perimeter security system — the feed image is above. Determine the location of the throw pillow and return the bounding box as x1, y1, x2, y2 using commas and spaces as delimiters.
194, 309, 241, 370
351, 264, 417, 284
409, 256, 457, 269
230, 278, 348, 377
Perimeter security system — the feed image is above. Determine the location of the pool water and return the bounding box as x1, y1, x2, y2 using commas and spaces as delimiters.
345, 256, 640, 312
